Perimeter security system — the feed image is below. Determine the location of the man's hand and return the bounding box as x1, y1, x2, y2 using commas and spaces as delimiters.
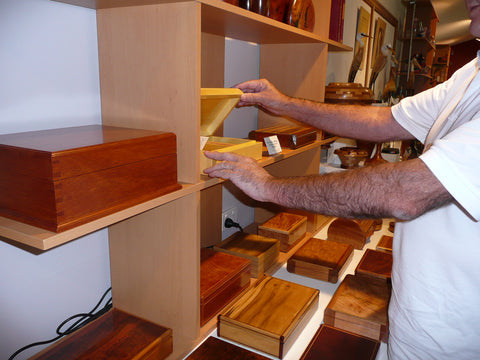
234, 79, 289, 116
203, 151, 275, 203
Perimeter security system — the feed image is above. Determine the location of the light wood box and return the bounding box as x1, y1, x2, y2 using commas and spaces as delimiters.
200, 248, 251, 326
0, 125, 181, 232
287, 238, 354, 283
214, 232, 280, 278
355, 249, 392, 283
218, 275, 319, 358
327, 218, 376, 250
200, 88, 262, 171
30, 308, 173, 360
324, 275, 390, 342
258, 212, 308, 252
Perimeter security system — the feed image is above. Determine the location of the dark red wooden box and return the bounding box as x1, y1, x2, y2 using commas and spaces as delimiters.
0, 125, 181, 232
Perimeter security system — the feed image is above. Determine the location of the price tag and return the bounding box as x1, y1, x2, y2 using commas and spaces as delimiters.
200, 136, 209, 150
264, 135, 282, 155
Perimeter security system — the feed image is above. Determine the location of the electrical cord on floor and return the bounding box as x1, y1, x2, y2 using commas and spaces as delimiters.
8, 287, 113, 360
224, 217, 243, 232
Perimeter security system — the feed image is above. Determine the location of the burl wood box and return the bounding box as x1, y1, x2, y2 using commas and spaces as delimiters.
376, 235, 393, 252
299, 324, 380, 360
249, 125, 317, 149
327, 218, 376, 250
355, 248, 392, 283
30, 308, 172, 360
287, 238, 354, 283
200, 248, 251, 326
200, 88, 262, 171
214, 231, 280, 278
185, 336, 270, 360
0, 125, 181, 232
324, 274, 391, 342
258, 212, 307, 252
218, 275, 319, 359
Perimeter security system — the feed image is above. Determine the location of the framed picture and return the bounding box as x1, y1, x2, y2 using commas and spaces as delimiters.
355, 6, 371, 70
371, 18, 387, 68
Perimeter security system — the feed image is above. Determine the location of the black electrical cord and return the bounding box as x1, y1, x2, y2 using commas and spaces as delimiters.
224, 217, 243, 232
8, 287, 113, 360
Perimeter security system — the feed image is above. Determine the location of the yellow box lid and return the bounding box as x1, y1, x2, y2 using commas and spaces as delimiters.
200, 88, 243, 136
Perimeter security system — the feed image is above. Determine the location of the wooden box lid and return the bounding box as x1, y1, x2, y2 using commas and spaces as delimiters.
200, 88, 243, 136
259, 212, 307, 234
324, 275, 390, 342
249, 125, 317, 149
185, 336, 270, 360
218, 275, 318, 358
299, 324, 380, 360
355, 249, 392, 282
287, 238, 354, 283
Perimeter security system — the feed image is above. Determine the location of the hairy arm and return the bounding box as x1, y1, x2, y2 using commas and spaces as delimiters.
203, 151, 452, 221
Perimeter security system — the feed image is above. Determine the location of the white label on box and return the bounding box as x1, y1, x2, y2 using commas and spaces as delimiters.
200, 136, 209, 150
264, 135, 282, 155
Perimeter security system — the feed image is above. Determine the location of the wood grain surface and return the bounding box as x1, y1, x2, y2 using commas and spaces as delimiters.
355, 249, 392, 282
186, 336, 270, 360
327, 218, 376, 250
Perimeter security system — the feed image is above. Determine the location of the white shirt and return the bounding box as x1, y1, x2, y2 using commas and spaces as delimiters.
386, 54, 480, 359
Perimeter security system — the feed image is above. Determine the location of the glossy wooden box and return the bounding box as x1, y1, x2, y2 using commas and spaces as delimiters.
327, 218, 376, 250
214, 232, 280, 278
30, 308, 173, 360
200, 248, 251, 326
249, 125, 318, 149
0, 125, 181, 232
218, 275, 319, 358
258, 212, 307, 252
355, 249, 392, 283
376, 235, 393, 252
299, 324, 380, 360
324, 275, 390, 342
200, 88, 262, 171
185, 336, 270, 360
287, 238, 354, 283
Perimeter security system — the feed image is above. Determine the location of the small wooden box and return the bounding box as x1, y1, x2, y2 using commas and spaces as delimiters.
299, 324, 380, 360
258, 212, 308, 252
287, 238, 354, 283
200, 88, 262, 171
355, 249, 392, 283
376, 235, 393, 252
324, 275, 390, 342
30, 308, 173, 360
249, 125, 317, 149
185, 336, 270, 360
0, 125, 181, 232
200, 248, 251, 326
327, 218, 376, 250
214, 232, 280, 278
218, 275, 319, 358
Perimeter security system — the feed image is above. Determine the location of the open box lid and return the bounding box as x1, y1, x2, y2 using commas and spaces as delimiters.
200, 88, 243, 136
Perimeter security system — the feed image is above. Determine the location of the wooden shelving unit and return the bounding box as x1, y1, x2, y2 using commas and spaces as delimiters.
0, 1, 352, 358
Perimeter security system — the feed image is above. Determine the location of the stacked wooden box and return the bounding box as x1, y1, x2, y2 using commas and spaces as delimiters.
258, 212, 308, 252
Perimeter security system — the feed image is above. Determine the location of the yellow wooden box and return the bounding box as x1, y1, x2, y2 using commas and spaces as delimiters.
200, 88, 262, 171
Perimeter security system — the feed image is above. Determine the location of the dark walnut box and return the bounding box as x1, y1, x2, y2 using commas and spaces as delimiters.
200, 248, 251, 326
355, 248, 392, 283
249, 125, 317, 149
185, 336, 270, 360
0, 125, 181, 232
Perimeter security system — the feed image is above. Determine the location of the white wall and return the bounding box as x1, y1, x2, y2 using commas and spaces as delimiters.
0, 1, 110, 359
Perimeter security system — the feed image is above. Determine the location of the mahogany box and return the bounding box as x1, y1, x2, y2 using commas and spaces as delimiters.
299, 324, 380, 360
327, 218, 376, 250
214, 231, 280, 278
355, 248, 392, 283
185, 336, 270, 360
287, 238, 354, 283
249, 125, 317, 149
376, 235, 393, 252
258, 212, 307, 252
0, 125, 181, 232
200, 248, 251, 326
324, 274, 391, 342
30, 308, 173, 360
218, 275, 319, 358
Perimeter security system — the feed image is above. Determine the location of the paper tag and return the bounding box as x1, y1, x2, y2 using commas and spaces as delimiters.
200, 136, 209, 150
264, 135, 282, 155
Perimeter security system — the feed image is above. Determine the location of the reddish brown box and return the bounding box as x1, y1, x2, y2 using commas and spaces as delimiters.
186, 336, 270, 360
355, 248, 392, 283
327, 218, 376, 250
249, 125, 317, 149
0, 125, 181, 232
200, 248, 251, 326
376, 235, 393, 252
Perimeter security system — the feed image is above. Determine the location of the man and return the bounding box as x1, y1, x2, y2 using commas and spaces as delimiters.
204, 1, 480, 358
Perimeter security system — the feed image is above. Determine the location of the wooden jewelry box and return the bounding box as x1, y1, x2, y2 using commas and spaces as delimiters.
200, 248, 251, 326
324, 274, 391, 342
258, 212, 308, 252
200, 88, 262, 171
355, 249, 392, 283
327, 218, 376, 250
0, 125, 181, 232
185, 336, 270, 360
249, 125, 317, 149
376, 235, 393, 252
287, 238, 354, 283
218, 275, 319, 358
299, 324, 380, 360
213, 232, 280, 278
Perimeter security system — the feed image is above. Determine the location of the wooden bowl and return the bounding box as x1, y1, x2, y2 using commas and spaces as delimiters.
334, 147, 369, 169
